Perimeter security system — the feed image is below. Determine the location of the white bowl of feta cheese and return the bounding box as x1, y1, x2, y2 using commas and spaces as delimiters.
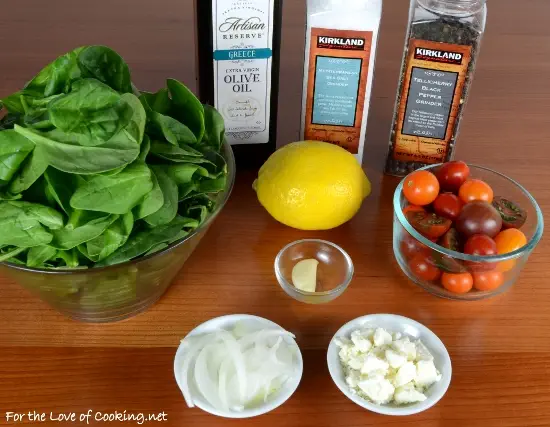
327, 314, 451, 416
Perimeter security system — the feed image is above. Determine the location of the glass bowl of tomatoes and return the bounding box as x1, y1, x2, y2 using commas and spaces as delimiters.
393, 162, 544, 300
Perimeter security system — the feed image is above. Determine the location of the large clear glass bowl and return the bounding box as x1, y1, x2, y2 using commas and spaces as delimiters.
393, 164, 544, 300
0, 143, 236, 322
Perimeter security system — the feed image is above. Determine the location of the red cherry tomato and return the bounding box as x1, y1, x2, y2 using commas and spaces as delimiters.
464, 234, 498, 272
433, 193, 463, 221
402, 205, 426, 216
400, 232, 430, 260
409, 254, 441, 282
436, 161, 470, 192
441, 272, 474, 294
459, 179, 494, 204
406, 211, 452, 239
438, 228, 461, 252
403, 171, 440, 206
473, 271, 505, 291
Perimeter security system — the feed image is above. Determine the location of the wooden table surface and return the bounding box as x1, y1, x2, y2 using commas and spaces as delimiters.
1, 1, 550, 426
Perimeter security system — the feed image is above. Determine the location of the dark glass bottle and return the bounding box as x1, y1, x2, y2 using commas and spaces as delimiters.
196, 0, 283, 170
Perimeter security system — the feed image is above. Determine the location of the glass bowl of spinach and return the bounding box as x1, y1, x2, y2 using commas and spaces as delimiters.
0, 46, 235, 322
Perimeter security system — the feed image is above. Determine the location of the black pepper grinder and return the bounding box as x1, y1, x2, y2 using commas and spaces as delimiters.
385, 0, 487, 176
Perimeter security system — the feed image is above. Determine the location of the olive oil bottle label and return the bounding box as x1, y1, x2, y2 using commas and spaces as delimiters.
303, 28, 373, 154
392, 39, 472, 164
212, 0, 274, 145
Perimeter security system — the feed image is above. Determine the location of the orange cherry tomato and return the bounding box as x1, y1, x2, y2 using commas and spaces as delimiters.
458, 179, 494, 204
441, 272, 473, 294
403, 171, 440, 206
402, 204, 426, 216
473, 271, 505, 291
494, 229, 528, 272
409, 254, 441, 282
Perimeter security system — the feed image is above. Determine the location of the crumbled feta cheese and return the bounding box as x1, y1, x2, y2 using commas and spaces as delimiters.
385, 349, 407, 369
392, 337, 417, 361
361, 355, 389, 376
358, 376, 395, 405
415, 340, 434, 362
335, 326, 442, 406
373, 328, 393, 347
395, 361, 417, 387
415, 360, 442, 388
394, 383, 428, 404
350, 330, 373, 353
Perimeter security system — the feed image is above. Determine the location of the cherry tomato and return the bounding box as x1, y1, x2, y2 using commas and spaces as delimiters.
438, 228, 461, 252
402, 204, 425, 216
409, 254, 441, 282
431, 251, 467, 273
492, 196, 527, 229
473, 271, 505, 291
400, 232, 430, 260
459, 179, 494, 204
464, 234, 497, 272
406, 211, 452, 239
494, 228, 528, 272
464, 234, 497, 256
433, 193, 463, 221
403, 170, 440, 206
456, 201, 503, 238
436, 161, 470, 192
441, 272, 473, 294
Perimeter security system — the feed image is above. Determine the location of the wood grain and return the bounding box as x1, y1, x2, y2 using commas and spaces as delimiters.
1, 0, 550, 426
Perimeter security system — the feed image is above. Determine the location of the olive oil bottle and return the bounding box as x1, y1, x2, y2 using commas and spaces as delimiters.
195, 0, 283, 169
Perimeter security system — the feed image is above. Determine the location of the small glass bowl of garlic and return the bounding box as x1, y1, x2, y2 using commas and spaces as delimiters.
274, 239, 354, 304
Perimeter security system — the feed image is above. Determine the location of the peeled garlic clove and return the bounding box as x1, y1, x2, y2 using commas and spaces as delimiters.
291, 259, 319, 292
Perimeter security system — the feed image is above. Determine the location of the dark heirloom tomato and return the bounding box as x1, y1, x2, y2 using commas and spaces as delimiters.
492, 196, 527, 229
400, 232, 430, 260
406, 211, 452, 239
439, 228, 461, 252
409, 254, 441, 281
433, 193, 463, 221
435, 161, 470, 192
456, 201, 503, 238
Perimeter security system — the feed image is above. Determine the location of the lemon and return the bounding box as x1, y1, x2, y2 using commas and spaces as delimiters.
254, 141, 371, 230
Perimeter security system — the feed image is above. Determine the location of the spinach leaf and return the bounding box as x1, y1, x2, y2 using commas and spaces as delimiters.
8, 146, 49, 194
150, 141, 209, 165
202, 104, 225, 151
14, 124, 140, 175
0, 130, 35, 181
150, 112, 197, 146
49, 79, 133, 143
0, 201, 56, 247
44, 168, 81, 214
6, 201, 64, 229
167, 79, 205, 142
0, 247, 27, 263
140, 88, 171, 114
0, 192, 22, 201
134, 167, 163, 219
77, 46, 132, 94
24, 47, 84, 97
99, 215, 190, 266
70, 162, 153, 214
138, 135, 151, 163
80, 211, 133, 262
121, 93, 146, 144
51, 212, 118, 250
54, 249, 80, 268
0, 113, 21, 130
27, 245, 57, 267
199, 176, 227, 193
166, 164, 209, 185
144, 166, 178, 226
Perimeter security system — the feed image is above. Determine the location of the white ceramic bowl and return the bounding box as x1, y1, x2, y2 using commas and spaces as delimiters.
174, 314, 303, 418
327, 314, 452, 416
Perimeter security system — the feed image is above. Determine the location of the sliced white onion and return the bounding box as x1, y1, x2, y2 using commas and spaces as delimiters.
178, 326, 298, 412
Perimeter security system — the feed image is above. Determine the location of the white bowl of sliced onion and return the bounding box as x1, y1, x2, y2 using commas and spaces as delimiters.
174, 314, 303, 418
